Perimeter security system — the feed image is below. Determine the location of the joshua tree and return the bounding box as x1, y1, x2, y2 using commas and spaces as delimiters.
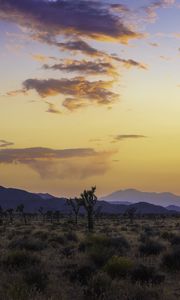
67, 197, 81, 224
46, 210, 53, 223
16, 204, 27, 225
38, 206, 45, 222
0, 206, 3, 225
54, 210, 61, 223
80, 186, 97, 232
125, 207, 136, 224
6, 208, 14, 224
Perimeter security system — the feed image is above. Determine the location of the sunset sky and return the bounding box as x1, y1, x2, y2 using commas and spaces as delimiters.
1, 0, 180, 197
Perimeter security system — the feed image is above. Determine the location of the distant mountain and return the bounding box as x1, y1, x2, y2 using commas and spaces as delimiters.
0, 186, 68, 213
101, 189, 180, 207
129, 202, 169, 214
0, 186, 178, 215
108, 201, 131, 205
166, 205, 180, 212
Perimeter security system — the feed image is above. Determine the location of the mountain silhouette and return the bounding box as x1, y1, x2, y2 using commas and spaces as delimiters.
101, 189, 180, 207
0, 186, 178, 215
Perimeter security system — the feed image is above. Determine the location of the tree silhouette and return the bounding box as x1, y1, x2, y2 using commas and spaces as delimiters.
38, 206, 45, 222
80, 186, 97, 232
67, 197, 81, 224
0, 206, 3, 225
16, 204, 27, 225
6, 208, 14, 224
125, 207, 136, 224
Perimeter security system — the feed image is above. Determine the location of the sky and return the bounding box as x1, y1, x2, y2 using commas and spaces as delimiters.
1, 0, 180, 197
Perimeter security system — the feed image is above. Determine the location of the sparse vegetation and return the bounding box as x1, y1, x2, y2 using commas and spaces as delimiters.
0, 190, 179, 299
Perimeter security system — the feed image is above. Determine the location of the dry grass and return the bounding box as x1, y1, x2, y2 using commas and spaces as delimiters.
0, 215, 179, 299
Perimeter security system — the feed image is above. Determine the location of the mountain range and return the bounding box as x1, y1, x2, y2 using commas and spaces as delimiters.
101, 188, 180, 207
0, 186, 180, 215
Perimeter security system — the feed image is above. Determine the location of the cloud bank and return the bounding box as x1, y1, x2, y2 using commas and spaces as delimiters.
0, 146, 114, 179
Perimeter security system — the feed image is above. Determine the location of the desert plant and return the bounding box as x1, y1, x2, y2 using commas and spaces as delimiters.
162, 247, 180, 271
139, 239, 165, 256
104, 256, 134, 278
16, 204, 27, 225
131, 264, 165, 284
80, 186, 97, 232
22, 265, 48, 291
2, 250, 40, 269
67, 197, 81, 224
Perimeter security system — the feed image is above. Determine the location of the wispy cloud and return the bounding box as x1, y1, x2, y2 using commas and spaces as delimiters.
112, 56, 148, 70
113, 134, 147, 142
0, 147, 114, 179
0, 140, 14, 148
144, 0, 176, 23
46, 102, 61, 114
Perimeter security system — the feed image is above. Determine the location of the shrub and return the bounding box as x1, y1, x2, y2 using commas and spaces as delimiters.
127, 284, 162, 300
68, 263, 96, 286
48, 234, 66, 245
162, 247, 180, 271
2, 250, 40, 269
170, 235, 180, 246
64, 231, 78, 242
85, 272, 112, 299
33, 230, 48, 241
83, 234, 130, 266
104, 256, 134, 279
8, 238, 47, 251
88, 243, 112, 267
22, 266, 48, 291
161, 231, 175, 241
131, 264, 165, 285
139, 239, 165, 256
109, 236, 130, 254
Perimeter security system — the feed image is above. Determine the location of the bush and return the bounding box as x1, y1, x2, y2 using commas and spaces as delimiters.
127, 284, 162, 300
2, 250, 41, 269
8, 238, 47, 251
109, 236, 130, 254
83, 234, 130, 266
88, 243, 112, 267
85, 272, 112, 299
162, 247, 180, 271
104, 256, 134, 278
170, 235, 180, 246
139, 239, 165, 256
67, 263, 96, 286
64, 231, 78, 242
131, 264, 165, 285
22, 266, 48, 291
161, 231, 175, 241
33, 230, 48, 241
48, 234, 66, 245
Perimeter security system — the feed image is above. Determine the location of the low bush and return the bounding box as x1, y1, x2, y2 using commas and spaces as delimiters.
104, 256, 134, 279
8, 238, 47, 251
64, 231, 78, 242
139, 239, 165, 256
131, 264, 165, 285
170, 235, 180, 246
2, 250, 41, 269
162, 247, 180, 271
85, 272, 112, 299
22, 266, 48, 291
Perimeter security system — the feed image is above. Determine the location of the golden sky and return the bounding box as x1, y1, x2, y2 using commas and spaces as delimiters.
1, 0, 180, 197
